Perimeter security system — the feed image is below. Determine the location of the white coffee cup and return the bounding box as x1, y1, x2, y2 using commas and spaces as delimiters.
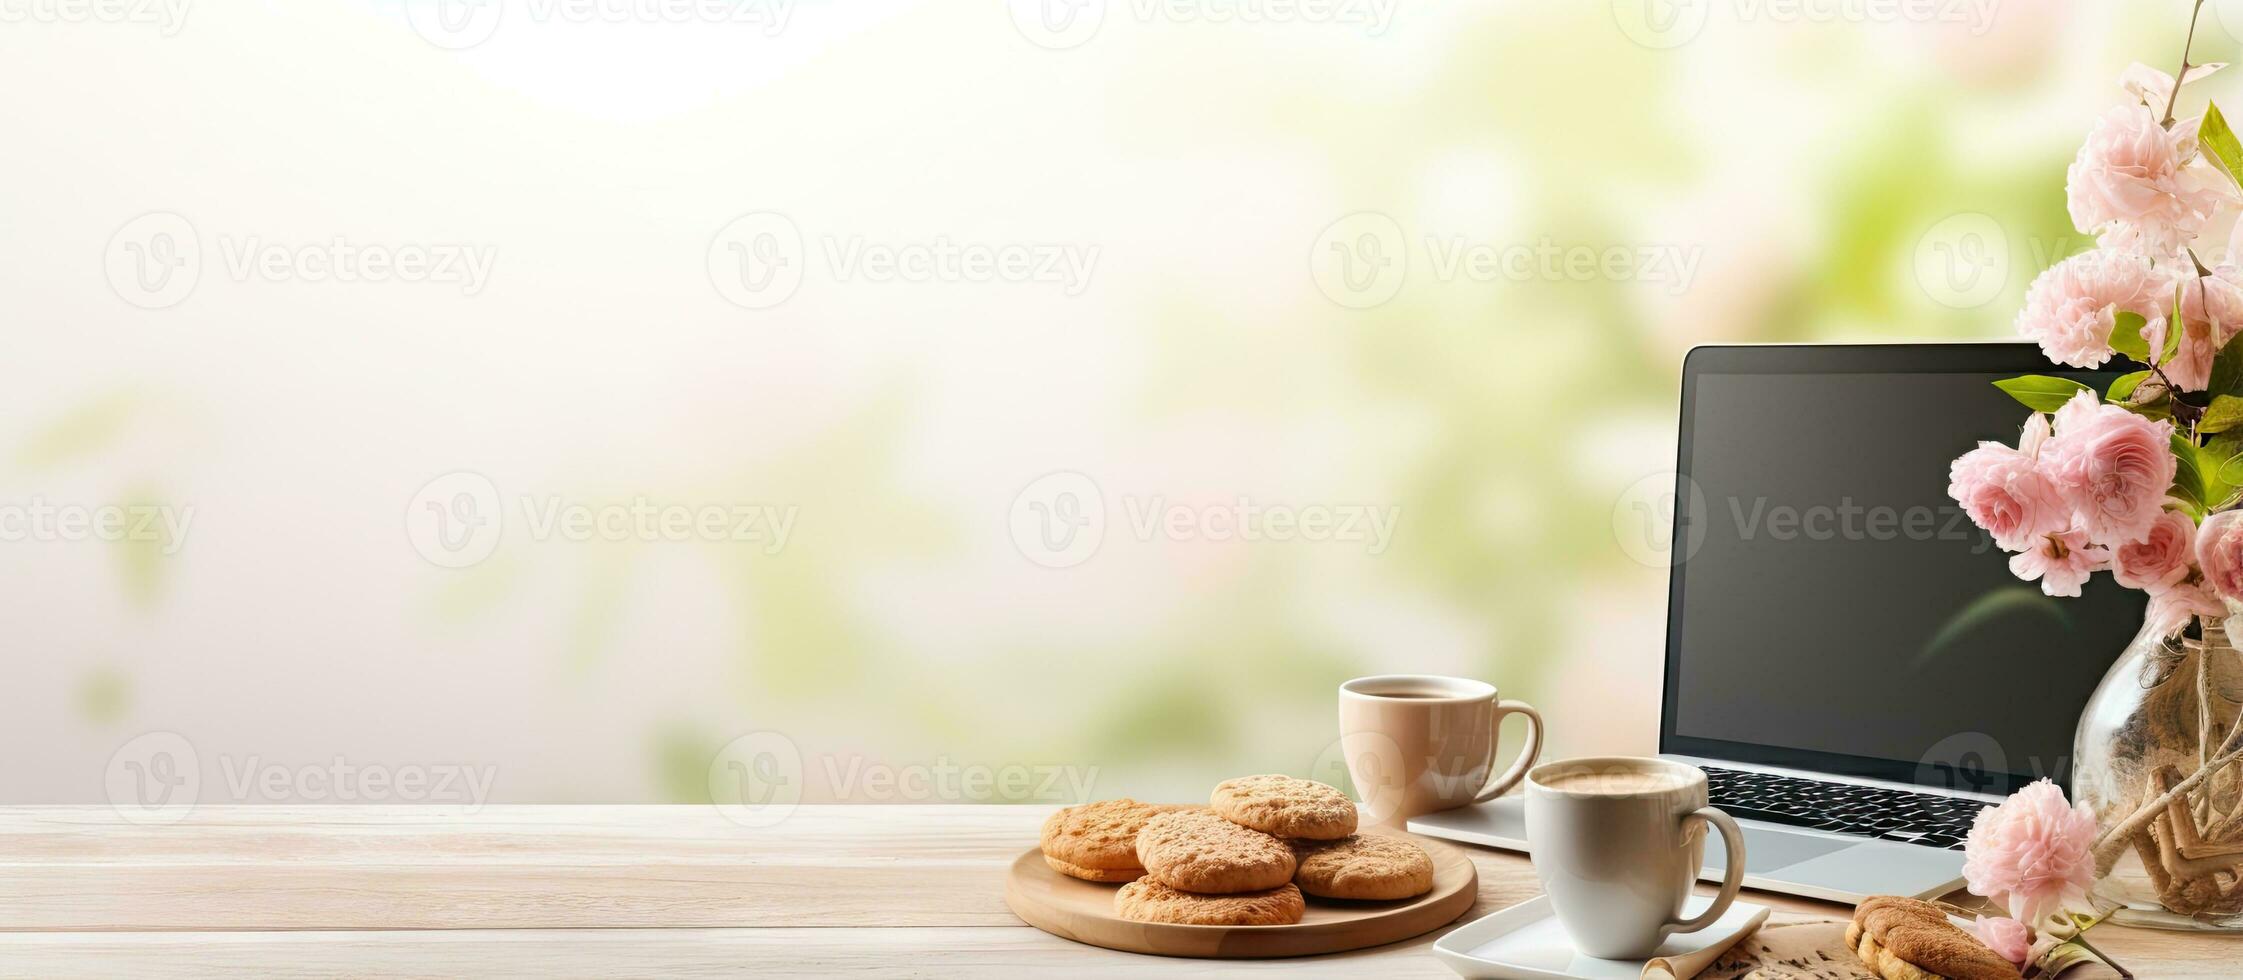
1524, 756, 1746, 959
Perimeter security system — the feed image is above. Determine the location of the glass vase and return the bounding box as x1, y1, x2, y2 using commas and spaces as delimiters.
2072, 613, 2243, 931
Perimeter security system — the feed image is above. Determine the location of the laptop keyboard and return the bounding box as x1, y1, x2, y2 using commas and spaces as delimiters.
1703, 766, 1985, 851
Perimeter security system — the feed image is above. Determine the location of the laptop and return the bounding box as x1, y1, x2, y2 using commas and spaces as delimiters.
1410, 343, 2147, 903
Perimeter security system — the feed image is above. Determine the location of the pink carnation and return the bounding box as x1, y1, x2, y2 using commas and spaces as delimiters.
1948, 422, 2069, 553
2196, 509, 2243, 601
1969, 915, 2034, 969
2043, 391, 2176, 547
2067, 102, 2226, 256
2008, 527, 2109, 597
2111, 508, 2196, 592
1962, 778, 2097, 926
2147, 268, 2243, 390
2013, 250, 2167, 368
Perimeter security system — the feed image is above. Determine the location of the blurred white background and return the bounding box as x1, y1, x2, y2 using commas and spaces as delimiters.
0, 0, 2221, 806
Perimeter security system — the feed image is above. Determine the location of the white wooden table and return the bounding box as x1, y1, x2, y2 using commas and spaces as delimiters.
0, 806, 2231, 977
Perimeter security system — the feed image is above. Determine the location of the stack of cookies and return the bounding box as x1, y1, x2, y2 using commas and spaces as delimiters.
1846, 896, 2022, 980
1037, 774, 1437, 927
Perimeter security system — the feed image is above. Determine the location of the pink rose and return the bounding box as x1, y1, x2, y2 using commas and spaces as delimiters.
2043, 391, 2176, 547
1949, 431, 2068, 552
1969, 915, 2034, 969
2195, 510, 2243, 600
2111, 508, 2196, 592
1963, 778, 2098, 926
2067, 102, 2226, 256
2008, 527, 2110, 597
2146, 268, 2243, 390
2013, 250, 2167, 368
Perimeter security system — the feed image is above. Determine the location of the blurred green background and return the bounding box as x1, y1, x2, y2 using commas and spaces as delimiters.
3, 0, 2231, 805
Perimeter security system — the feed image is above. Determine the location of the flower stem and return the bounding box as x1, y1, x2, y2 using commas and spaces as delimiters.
2164, 0, 2208, 128
2068, 930, 2133, 980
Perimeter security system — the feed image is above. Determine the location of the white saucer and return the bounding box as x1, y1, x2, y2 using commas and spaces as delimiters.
1433, 895, 1770, 980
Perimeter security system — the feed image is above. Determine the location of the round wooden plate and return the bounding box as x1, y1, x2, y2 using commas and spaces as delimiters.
1004, 830, 1479, 959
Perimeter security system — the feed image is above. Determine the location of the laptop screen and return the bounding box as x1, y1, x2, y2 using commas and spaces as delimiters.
1661, 345, 2146, 797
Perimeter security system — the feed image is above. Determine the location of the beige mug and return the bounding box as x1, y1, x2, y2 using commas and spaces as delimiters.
1336, 674, 1545, 827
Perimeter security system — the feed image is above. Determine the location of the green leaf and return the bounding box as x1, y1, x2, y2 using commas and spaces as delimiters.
2109, 311, 2152, 361
2213, 320, 2243, 396
2204, 395, 2243, 434
2203, 102, 2243, 191
2170, 284, 2187, 361
2109, 370, 2153, 402
1993, 375, 2093, 412
2174, 431, 2209, 509
2210, 430, 2243, 482
2206, 431, 2243, 509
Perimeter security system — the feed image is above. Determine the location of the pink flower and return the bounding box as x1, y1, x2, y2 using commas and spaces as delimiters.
2147, 578, 2225, 638
2043, 391, 2176, 547
2116, 62, 2226, 115
1949, 425, 2069, 552
2008, 527, 2110, 597
2146, 268, 2243, 390
1963, 778, 2098, 926
2014, 250, 2168, 368
1969, 915, 2034, 968
2111, 509, 2196, 593
2067, 102, 2226, 256
2196, 510, 2243, 601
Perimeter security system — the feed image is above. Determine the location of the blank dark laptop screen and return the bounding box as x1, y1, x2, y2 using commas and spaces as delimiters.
1661, 346, 2147, 796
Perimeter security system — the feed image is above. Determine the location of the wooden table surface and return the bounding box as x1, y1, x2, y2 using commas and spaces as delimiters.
0, 805, 2232, 978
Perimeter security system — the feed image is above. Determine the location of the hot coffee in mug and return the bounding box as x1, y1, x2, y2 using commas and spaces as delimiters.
1336, 674, 1545, 827
1525, 756, 1747, 959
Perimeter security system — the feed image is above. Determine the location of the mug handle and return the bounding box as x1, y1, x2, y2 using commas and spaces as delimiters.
1471, 699, 1544, 803
1666, 806, 1747, 936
